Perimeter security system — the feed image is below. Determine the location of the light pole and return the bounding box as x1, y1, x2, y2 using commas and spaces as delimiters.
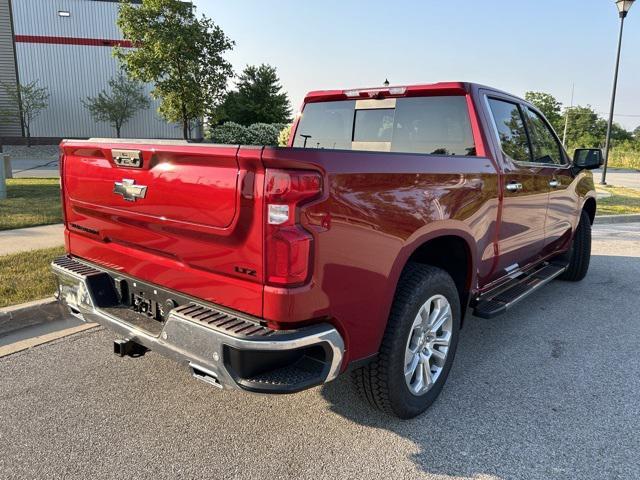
601, 0, 635, 185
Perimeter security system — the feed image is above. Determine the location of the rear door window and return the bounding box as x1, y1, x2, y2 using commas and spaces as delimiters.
487, 98, 532, 163
293, 96, 476, 156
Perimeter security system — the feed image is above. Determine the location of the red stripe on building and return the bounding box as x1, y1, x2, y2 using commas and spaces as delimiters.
15, 35, 133, 48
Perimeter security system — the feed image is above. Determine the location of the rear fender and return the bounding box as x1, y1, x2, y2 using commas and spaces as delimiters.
374, 221, 477, 346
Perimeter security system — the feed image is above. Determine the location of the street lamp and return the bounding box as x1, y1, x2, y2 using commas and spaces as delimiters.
601, 0, 635, 185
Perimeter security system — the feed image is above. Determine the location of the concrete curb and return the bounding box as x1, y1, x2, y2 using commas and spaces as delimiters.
0, 297, 64, 337
0, 297, 98, 357
0, 323, 98, 358
594, 214, 640, 225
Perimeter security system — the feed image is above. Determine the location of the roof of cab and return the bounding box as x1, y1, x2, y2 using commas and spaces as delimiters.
303, 82, 470, 103
303, 81, 527, 105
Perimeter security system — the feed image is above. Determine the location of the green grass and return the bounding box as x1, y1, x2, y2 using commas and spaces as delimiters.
0, 178, 62, 230
0, 246, 65, 308
596, 186, 640, 216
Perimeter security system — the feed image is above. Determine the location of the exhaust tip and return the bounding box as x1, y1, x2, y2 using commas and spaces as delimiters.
189, 363, 223, 389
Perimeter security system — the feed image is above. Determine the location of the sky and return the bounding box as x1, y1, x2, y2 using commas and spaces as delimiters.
196, 0, 640, 131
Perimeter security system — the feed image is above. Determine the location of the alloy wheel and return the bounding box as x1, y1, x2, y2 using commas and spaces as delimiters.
403, 294, 453, 396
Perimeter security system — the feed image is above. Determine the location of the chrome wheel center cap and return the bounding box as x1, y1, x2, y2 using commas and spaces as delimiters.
419, 333, 435, 352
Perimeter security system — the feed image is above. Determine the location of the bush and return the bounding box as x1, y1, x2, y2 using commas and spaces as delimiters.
246, 123, 282, 146
278, 124, 293, 146
209, 121, 249, 144
608, 150, 640, 170
208, 122, 288, 146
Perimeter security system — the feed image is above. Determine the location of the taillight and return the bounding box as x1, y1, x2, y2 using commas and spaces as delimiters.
265, 169, 322, 286
59, 152, 67, 224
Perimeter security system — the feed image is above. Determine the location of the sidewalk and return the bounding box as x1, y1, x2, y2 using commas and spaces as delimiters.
10, 158, 59, 178
0, 224, 64, 255
4, 145, 60, 178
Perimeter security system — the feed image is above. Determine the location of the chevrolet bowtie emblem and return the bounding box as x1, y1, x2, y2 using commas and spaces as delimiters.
113, 179, 147, 202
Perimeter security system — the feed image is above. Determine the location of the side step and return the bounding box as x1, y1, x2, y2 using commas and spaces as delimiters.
473, 263, 566, 319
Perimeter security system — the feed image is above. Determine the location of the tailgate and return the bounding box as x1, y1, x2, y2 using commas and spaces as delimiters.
61, 140, 265, 317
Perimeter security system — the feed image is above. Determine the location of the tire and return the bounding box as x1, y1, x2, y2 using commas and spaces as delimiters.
351, 263, 461, 419
558, 209, 592, 282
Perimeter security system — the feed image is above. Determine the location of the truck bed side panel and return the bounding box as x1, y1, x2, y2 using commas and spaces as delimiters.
261, 147, 500, 363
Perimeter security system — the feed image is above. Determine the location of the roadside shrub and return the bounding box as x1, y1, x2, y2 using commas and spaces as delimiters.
278, 124, 293, 146
209, 121, 249, 144
208, 122, 288, 146
246, 123, 281, 146
608, 149, 640, 170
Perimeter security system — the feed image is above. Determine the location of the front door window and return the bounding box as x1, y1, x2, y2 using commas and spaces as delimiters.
524, 108, 565, 166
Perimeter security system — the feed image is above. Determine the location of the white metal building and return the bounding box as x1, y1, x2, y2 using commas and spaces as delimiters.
0, 0, 181, 139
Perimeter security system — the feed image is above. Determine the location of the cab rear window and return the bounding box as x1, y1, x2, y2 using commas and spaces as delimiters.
293, 96, 476, 156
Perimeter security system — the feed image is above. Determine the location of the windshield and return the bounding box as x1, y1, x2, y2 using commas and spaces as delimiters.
293, 96, 476, 156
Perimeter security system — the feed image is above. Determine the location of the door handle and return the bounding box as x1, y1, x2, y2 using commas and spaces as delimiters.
506, 182, 523, 192
549, 179, 560, 188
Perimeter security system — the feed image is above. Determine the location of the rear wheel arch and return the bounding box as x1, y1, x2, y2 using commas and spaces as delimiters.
389, 232, 475, 326
405, 235, 473, 319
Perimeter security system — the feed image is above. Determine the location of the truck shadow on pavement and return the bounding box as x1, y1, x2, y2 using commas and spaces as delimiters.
320, 254, 640, 479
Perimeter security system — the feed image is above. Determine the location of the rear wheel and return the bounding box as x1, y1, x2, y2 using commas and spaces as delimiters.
558, 209, 592, 282
351, 263, 461, 419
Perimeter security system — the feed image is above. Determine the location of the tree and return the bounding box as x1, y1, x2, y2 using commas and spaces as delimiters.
610, 122, 633, 144
115, 0, 234, 139
218, 64, 292, 126
562, 104, 637, 153
524, 91, 563, 133
0, 80, 49, 146
562, 105, 607, 149
523, 90, 638, 163
82, 72, 150, 138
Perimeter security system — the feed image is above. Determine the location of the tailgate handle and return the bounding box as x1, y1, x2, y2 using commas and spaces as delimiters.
112, 149, 143, 168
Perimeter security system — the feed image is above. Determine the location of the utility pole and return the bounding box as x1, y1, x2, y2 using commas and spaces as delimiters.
562, 83, 574, 148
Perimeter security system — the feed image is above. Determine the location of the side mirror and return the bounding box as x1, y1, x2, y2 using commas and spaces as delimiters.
573, 149, 603, 170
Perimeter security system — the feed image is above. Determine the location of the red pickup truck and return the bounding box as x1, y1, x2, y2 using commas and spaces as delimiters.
52, 82, 601, 418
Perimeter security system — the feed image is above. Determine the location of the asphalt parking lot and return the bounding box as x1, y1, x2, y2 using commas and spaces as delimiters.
1, 223, 639, 480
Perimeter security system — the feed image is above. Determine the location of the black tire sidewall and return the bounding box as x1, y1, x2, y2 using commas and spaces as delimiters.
559, 209, 591, 281
386, 267, 461, 418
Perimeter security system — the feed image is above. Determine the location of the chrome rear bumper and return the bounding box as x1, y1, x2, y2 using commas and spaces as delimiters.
52, 256, 344, 393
